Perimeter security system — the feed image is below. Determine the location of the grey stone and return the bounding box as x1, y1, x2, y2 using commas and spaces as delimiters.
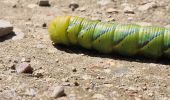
16, 62, 33, 74
0, 20, 13, 37
12, 28, 25, 40
51, 86, 66, 98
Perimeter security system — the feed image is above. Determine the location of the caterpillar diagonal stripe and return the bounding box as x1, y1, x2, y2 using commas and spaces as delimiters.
48, 16, 170, 58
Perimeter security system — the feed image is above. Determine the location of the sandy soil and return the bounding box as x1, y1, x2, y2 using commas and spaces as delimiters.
0, 0, 170, 100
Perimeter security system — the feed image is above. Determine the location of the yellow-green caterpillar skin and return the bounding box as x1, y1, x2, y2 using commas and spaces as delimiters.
48, 16, 170, 58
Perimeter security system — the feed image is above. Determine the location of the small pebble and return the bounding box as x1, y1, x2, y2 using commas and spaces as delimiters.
69, 2, 79, 11
106, 8, 119, 13
51, 86, 66, 98
72, 67, 77, 72
97, 0, 111, 6
92, 93, 105, 99
27, 4, 37, 9
74, 81, 79, 86
12, 4, 17, 8
39, 0, 50, 6
82, 74, 92, 80
36, 43, 46, 49
62, 82, 71, 86
148, 92, 153, 97
34, 69, 44, 78
16, 62, 33, 74
25, 88, 36, 96
0, 20, 13, 37
138, 2, 157, 11
12, 28, 25, 40
9, 63, 16, 70
124, 6, 135, 14
42, 23, 47, 28
78, 7, 86, 12
21, 57, 31, 62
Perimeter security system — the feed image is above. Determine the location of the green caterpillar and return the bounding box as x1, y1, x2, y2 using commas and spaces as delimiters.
48, 16, 170, 58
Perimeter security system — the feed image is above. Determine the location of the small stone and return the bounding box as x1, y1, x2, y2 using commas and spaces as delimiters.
135, 97, 141, 100
39, 0, 50, 6
97, 0, 111, 6
62, 82, 71, 86
69, 2, 79, 11
42, 23, 47, 28
51, 86, 66, 98
97, 76, 105, 79
78, 7, 86, 12
92, 94, 105, 99
34, 69, 44, 78
148, 92, 153, 97
21, 57, 31, 62
55, 59, 59, 63
82, 74, 92, 80
68, 94, 76, 100
74, 81, 79, 86
104, 69, 111, 73
91, 17, 101, 21
138, 2, 157, 11
36, 43, 46, 49
27, 4, 38, 9
106, 8, 119, 13
128, 17, 133, 21
62, 78, 69, 82
0, 20, 13, 37
25, 88, 36, 96
72, 67, 77, 72
9, 63, 16, 70
12, 4, 17, 8
124, 6, 135, 14
104, 83, 113, 87
142, 86, 147, 91
12, 28, 25, 40
16, 62, 33, 74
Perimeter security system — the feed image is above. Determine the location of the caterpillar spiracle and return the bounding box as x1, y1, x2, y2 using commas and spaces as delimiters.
48, 16, 170, 58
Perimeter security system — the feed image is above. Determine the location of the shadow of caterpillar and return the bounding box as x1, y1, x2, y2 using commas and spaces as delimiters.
48, 16, 170, 58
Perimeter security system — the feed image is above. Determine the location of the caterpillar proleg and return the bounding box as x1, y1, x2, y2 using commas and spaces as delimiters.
48, 16, 170, 58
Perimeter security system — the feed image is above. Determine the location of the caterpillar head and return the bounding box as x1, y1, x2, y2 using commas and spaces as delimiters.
48, 16, 71, 45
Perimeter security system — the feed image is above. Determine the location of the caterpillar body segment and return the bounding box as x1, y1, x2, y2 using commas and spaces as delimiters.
93, 22, 117, 53
48, 16, 71, 45
67, 16, 84, 45
78, 19, 99, 49
48, 16, 170, 58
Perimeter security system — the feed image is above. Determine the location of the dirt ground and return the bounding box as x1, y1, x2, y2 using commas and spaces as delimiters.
0, 0, 170, 100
